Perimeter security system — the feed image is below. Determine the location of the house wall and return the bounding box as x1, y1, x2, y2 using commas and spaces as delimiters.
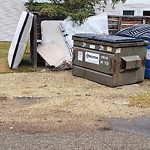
96, 0, 150, 16
22, 0, 50, 2
0, 0, 25, 41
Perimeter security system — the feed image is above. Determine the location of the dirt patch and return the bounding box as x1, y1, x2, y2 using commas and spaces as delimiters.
0, 71, 150, 133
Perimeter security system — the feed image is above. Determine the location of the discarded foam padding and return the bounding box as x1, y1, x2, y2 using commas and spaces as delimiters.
60, 13, 109, 55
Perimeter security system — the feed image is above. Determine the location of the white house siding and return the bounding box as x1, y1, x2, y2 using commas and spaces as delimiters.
99, 0, 150, 16
0, 0, 25, 41
22, 0, 51, 2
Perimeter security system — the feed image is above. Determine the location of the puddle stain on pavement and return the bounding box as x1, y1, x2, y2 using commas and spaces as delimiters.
108, 115, 150, 137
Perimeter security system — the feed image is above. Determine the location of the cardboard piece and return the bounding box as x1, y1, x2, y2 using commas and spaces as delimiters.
37, 41, 72, 67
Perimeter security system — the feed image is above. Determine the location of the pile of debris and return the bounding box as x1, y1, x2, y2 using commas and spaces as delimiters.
8, 11, 150, 86
8, 11, 108, 70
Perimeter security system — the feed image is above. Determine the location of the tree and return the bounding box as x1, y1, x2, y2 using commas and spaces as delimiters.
25, 0, 126, 24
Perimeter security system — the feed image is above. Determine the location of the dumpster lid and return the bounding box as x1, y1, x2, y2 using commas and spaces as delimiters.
73, 33, 144, 43
115, 24, 150, 41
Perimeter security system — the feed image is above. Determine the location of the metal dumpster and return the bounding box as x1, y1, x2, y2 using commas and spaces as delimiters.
72, 33, 148, 87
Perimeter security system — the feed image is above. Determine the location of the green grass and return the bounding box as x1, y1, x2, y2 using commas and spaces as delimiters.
128, 92, 150, 108
0, 42, 38, 73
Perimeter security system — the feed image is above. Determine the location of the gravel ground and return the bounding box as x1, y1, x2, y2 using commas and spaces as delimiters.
0, 70, 150, 133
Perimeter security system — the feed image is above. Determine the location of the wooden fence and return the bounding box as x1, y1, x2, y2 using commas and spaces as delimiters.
108, 15, 150, 35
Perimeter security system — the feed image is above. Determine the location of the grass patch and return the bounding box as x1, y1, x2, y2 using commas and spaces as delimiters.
0, 42, 38, 73
128, 93, 150, 108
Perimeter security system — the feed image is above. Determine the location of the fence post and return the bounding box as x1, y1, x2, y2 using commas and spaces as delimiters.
30, 14, 37, 68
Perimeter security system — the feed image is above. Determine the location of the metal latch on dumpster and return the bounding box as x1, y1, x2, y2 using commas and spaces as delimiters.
121, 55, 141, 70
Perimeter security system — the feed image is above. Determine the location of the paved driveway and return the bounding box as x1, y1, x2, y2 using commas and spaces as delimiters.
0, 130, 150, 150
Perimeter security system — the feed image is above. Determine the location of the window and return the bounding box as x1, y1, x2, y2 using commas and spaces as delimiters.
143, 11, 150, 16
123, 10, 134, 16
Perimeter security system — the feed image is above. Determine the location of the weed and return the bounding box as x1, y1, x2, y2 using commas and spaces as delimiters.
128, 92, 150, 108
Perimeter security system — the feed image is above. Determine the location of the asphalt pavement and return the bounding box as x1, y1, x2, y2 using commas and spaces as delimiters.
0, 130, 150, 150
108, 115, 150, 137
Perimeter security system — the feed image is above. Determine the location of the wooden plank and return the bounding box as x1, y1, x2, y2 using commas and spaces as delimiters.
122, 17, 143, 21
30, 15, 37, 68
108, 24, 118, 29
146, 18, 150, 24
108, 21, 118, 25
118, 17, 122, 31
120, 25, 135, 29
108, 18, 119, 22
121, 20, 143, 24
108, 29, 119, 35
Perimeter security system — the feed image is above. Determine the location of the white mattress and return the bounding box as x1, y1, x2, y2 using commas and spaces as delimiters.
41, 20, 69, 52
38, 20, 72, 67
8, 11, 33, 69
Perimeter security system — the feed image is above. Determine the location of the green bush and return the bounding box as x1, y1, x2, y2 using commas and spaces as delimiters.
25, 0, 126, 24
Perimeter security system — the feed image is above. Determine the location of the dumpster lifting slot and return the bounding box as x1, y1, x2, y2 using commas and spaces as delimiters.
121, 55, 141, 70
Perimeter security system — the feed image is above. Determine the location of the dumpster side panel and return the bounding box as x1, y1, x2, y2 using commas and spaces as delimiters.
72, 65, 115, 87
73, 47, 115, 75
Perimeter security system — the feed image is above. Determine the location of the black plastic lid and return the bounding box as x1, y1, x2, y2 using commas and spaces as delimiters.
73, 33, 144, 43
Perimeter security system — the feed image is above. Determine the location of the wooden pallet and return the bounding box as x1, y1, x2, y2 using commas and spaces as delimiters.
108, 15, 150, 35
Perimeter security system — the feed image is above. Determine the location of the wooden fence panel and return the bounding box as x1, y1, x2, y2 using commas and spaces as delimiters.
108, 15, 150, 35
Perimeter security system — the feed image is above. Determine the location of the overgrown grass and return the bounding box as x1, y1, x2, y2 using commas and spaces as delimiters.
0, 42, 38, 73
129, 92, 150, 108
